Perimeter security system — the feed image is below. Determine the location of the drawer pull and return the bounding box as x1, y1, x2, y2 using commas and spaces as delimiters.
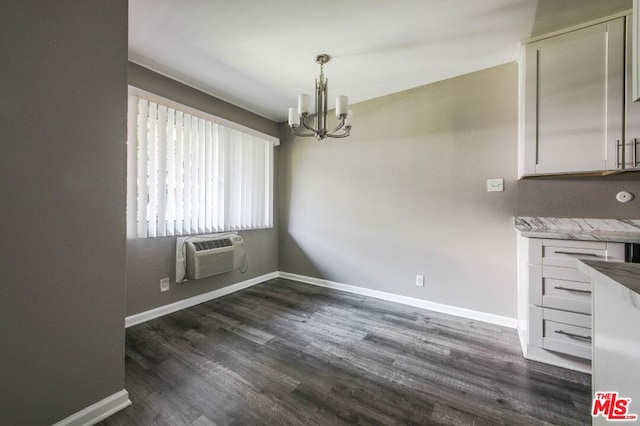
555, 330, 592, 342
554, 286, 592, 295
553, 251, 600, 257
616, 140, 626, 169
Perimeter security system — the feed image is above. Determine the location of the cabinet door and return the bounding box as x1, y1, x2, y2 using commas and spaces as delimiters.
632, 0, 640, 103
626, 16, 640, 169
523, 19, 625, 175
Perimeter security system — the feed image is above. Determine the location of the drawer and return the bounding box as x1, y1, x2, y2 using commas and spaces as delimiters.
543, 319, 592, 360
543, 307, 591, 328
528, 239, 625, 268
542, 278, 591, 314
529, 265, 592, 313
529, 306, 592, 360
543, 265, 589, 282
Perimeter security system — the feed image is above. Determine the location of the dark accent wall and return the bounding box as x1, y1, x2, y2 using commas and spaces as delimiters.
125, 64, 280, 316
517, 174, 640, 218
0, 1, 128, 424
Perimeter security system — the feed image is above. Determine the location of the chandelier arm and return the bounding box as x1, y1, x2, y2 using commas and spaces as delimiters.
291, 126, 317, 137
300, 113, 320, 133
325, 129, 350, 139
325, 117, 346, 134
295, 115, 349, 139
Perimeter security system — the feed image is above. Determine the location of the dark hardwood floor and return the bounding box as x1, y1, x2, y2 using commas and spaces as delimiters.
99, 278, 591, 425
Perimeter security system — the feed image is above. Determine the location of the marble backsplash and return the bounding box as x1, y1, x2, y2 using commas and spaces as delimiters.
514, 217, 640, 242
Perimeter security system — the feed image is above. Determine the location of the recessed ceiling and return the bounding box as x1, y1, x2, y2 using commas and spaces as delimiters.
129, 0, 539, 122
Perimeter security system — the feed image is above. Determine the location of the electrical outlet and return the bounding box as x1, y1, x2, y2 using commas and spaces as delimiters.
160, 277, 170, 292
416, 275, 425, 287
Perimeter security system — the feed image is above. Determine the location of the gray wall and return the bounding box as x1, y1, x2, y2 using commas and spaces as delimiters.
279, 63, 520, 319
126, 64, 280, 316
517, 174, 640, 218
0, 1, 128, 424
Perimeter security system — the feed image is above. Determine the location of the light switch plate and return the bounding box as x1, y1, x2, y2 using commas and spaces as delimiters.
487, 178, 504, 192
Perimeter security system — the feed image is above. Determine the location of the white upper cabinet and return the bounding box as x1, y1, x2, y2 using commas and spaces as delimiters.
626, 16, 640, 169
632, 0, 640, 102
522, 18, 625, 176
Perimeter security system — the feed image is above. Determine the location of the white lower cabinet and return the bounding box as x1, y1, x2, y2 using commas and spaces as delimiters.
524, 238, 624, 371
529, 306, 592, 360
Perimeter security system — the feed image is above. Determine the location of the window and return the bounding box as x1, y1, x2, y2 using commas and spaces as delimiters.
127, 88, 278, 238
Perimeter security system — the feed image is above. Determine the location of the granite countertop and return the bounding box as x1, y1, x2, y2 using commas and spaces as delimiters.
514, 217, 640, 243
576, 260, 640, 310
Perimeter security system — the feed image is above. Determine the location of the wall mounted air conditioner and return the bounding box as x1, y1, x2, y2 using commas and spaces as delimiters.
185, 235, 246, 280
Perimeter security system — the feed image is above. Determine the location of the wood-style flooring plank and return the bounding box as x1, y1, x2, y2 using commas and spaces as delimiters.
99, 278, 591, 425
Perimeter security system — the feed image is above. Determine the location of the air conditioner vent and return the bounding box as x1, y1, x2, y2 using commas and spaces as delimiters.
185, 235, 245, 280
193, 238, 232, 251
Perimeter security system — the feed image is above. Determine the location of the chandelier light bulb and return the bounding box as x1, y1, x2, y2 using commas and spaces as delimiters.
345, 110, 353, 127
288, 107, 299, 127
298, 94, 311, 115
336, 95, 348, 117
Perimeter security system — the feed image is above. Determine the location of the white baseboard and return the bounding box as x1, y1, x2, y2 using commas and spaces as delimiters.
125, 270, 518, 330
517, 326, 528, 357
52, 389, 131, 426
125, 272, 278, 328
277, 272, 519, 329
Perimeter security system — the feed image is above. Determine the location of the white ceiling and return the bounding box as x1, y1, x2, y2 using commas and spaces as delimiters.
129, 0, 539, 123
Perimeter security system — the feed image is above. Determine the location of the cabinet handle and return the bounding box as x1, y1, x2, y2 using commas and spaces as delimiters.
553, 286, 592, 294
555, 329, 591, 342
634, 138, 638, 168
554, 251, 600, 257
616, 140, 622, 168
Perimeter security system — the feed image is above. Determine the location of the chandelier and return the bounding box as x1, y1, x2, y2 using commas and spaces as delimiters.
287, 54, 353, 140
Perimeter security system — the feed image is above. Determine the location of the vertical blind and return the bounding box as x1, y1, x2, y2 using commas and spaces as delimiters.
127, 93, 277, 238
